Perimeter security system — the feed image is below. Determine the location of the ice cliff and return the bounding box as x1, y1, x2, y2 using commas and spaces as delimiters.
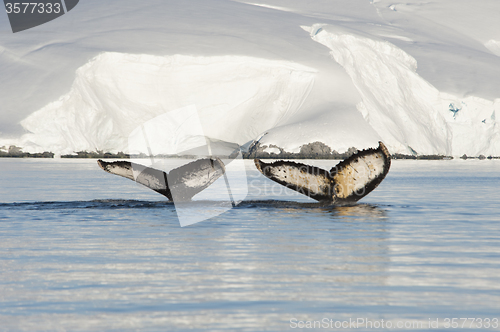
304, 24, 500, 156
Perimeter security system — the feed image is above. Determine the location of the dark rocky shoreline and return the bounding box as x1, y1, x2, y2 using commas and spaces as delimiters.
0, 146, 54, 158
242, 141, 360, 159
1, 143, 498, 160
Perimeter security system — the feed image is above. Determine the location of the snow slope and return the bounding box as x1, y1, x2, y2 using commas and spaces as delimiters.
1, 0, 500, 156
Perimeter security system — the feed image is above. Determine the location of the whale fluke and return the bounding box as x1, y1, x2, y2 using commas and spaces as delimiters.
97, 158, 225, 201
254, 141, 391, 203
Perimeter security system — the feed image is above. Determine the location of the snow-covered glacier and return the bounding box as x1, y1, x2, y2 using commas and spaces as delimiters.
1, 0, 500, 157
14, 53, 315, 155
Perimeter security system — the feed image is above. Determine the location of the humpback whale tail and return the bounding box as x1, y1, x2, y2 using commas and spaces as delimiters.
97, 158, 225, 201
98, 142, 390, 204
254, 141, 391, 203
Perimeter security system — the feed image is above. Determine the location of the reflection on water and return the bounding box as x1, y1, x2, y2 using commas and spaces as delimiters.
0, 199, 388, 220
0, 159, 500, 331
331, 203, 387, 218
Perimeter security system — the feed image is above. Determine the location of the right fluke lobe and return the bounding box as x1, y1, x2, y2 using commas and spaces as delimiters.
254, 141, 391, 204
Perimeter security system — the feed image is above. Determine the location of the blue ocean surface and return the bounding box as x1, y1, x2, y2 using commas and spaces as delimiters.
0, 158, 499, 331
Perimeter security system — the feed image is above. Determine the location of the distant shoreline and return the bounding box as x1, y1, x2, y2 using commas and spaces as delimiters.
1, 151, 499, 160
2, 142, 499, 160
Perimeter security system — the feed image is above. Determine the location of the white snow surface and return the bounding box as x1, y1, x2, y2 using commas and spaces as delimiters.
16, 53, 315, 155
485, 40, 500, 57
1, 0, 500, 156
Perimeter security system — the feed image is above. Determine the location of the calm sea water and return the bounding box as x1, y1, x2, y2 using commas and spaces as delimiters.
0, 158, 499, 331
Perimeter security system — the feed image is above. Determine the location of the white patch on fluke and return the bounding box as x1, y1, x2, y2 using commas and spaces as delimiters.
333, 151, 386, 199
267, 164, 331, 197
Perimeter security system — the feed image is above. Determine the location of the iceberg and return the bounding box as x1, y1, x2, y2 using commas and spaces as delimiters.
13, 53, 316, 155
